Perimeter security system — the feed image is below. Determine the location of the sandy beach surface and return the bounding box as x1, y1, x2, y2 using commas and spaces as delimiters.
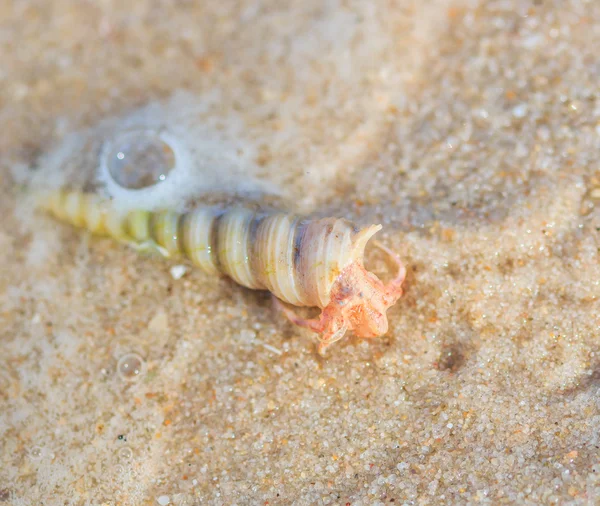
1, 1, 599, 504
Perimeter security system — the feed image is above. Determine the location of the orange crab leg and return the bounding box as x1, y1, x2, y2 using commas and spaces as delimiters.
272, 296, 324, 333
372, 240, 407, 301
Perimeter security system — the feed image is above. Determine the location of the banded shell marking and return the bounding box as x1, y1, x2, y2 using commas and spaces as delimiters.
41, 190, 407, 354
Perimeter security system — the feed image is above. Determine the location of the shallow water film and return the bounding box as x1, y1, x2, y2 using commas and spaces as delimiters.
1, 1, 599, 505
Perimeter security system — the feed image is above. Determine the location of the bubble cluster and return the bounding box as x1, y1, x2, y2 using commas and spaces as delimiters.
102, 129, 176, 189
110, 464, 126, 486
116, 353, 146, 382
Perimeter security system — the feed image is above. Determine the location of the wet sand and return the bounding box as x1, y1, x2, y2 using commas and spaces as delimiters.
1, 1, 599, 504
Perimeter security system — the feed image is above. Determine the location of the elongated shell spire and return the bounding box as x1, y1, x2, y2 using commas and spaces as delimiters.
40, 190, 383, 309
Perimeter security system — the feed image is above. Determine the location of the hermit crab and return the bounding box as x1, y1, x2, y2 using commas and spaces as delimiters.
40, 189, 406, 354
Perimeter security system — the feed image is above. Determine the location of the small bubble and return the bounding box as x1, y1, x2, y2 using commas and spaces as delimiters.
102, 129, 176, 190
118, 446, 134, 462
117, 353, 146, 382
28, 446, 43, 460
157, 495, 171, 506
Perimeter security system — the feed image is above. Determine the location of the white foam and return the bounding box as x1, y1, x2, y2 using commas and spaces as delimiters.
29, 90, 283, 213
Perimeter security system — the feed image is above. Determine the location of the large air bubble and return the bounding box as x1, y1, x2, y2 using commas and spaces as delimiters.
102, 129, 176, 190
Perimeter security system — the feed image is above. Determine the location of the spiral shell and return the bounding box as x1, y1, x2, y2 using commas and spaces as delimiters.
42, 190, 377, 306
40, 190, 406, 354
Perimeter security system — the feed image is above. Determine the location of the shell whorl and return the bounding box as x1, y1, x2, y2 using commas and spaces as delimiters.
41, 190, 381, 308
